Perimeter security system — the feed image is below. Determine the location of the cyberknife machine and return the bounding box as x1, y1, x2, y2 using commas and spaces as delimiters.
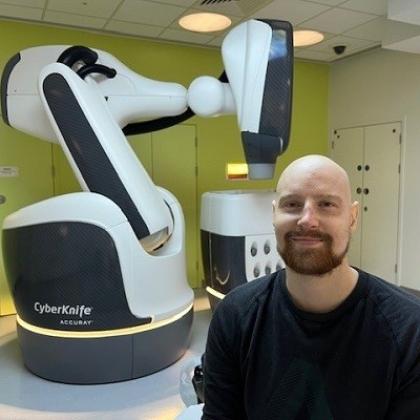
2, 49, 194, 384
201, 190, 285, 311
1, 19, 293, 384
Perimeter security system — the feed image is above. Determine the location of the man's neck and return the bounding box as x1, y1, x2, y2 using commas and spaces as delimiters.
285, 263, 359, 314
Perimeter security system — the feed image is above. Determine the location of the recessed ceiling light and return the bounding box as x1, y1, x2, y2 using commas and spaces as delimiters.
179, 12, 232, 33
293, 30, 324, 47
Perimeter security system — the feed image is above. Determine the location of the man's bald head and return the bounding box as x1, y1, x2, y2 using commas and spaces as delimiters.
273, 154, 359, 276
276, 155, 353, 205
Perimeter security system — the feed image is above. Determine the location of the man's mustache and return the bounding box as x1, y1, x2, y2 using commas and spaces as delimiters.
285, 230, 332, 241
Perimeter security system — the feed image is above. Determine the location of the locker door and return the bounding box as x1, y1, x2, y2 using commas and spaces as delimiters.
152, 125, 198, 288
362, 123, 400, 283
331, 127, 364, 268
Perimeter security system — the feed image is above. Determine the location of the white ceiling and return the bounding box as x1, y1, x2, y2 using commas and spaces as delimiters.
1, 0, 420, 62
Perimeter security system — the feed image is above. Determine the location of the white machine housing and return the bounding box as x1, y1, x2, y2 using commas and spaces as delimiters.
201, 190, 285, 310
0, 18, 293, 383
1, 47, 195, 384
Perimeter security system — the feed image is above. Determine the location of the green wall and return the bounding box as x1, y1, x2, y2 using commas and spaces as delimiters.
0, 19, 329, 314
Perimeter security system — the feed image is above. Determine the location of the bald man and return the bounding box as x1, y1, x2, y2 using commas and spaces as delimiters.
202, 155, 420, 420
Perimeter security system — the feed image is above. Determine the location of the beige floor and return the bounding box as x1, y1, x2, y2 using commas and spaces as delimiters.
0, 291, 211, 420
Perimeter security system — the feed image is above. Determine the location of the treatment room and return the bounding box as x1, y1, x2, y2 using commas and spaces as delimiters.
1, 0, 420, 419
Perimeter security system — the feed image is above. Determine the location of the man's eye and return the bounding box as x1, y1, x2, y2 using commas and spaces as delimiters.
320, 201, 335, 208
284, 202, 301, 209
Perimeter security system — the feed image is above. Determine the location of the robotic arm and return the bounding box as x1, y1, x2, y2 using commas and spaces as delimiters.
2, 44, 186, 249
1, 19, 292, 250
2, 18, 293, 175
189, 19, 293, 179
0, 18, 293, 384
2, 18, 292, 250
2, 46, 187, 248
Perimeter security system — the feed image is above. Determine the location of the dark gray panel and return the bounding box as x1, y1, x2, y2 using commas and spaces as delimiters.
18, 324, 133, 384
258, 19, 293, 152
241, 20, 293, 170
1, 52, 21, 126
200, 230, 211, 287
3, 222, 151, 330
208, 233, 246, 294
42, 73, 150, 240
132, 308, 193, 377
17, 307, 193, 384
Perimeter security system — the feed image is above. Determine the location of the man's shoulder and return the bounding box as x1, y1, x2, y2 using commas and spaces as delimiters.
363, 270, 420, 342
219, 271, 281, 315
365, 270, 420, 317
363, 270, 420, 384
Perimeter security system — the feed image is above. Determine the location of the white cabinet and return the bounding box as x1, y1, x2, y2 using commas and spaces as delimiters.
332, 122, 401, 283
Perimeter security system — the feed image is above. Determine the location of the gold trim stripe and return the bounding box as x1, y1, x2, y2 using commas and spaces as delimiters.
17, 304, 193, 339
206, 286, 225, 300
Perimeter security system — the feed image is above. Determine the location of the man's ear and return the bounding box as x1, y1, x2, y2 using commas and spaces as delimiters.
350, 201, 359, 233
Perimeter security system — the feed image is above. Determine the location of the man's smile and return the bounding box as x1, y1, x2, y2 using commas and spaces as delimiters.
291, 237, 324, 247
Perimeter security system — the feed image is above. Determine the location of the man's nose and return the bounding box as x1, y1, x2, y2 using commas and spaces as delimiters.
297, 204, 319, 229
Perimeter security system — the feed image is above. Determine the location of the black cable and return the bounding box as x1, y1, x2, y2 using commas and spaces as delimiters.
123, 108, 194, 136
57, 45, 98, 68
77, 64, 117, 79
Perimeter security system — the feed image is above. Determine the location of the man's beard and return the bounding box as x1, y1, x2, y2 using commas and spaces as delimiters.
278, 230, 350, 275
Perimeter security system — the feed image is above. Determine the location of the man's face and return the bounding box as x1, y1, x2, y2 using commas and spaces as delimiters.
273, 164, 358, 276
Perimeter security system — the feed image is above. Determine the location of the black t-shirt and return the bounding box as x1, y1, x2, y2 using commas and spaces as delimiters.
202, 269, 420, 420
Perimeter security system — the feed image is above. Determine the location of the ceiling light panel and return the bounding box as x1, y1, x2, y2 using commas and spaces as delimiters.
47, 0, 120, 18
340, 0, 387, 16
114, 0, 185, 26
159, 27, 214, 44
294, 30, 324, 47
303, 0, 346, 5
44, 10, 106, 29
0, 3, 42, 19
0, 0, 46, 7
179, 12, 232, 32
302, 7, 377, 34
252, 0, 329, 26
172, 8, 240, 29
345, 16, 420, 45
193, 0, 269, 17
343, 17, 388, 41
295, 27, 335, 41
105, 20, 164, 37
156, 0, 196, 6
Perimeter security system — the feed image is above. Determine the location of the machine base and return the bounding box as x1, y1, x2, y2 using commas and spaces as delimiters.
17, 308, 193, 384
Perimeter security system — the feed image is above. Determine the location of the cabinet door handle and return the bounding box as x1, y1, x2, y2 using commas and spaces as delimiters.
0, 195, 6, 205
357, 165, 362, 171
356, 187, 362, 194
364, 206, 368, 212
363, 188, 369, 195
365, 165, 370, 171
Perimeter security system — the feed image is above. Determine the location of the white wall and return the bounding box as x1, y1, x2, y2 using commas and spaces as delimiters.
329, 47, 420, 290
